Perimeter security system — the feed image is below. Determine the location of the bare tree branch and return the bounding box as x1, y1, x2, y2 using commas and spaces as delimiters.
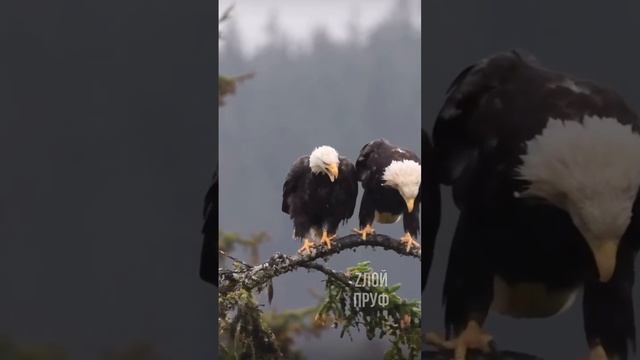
219, 5, 234, 25
218, 233, 420, 294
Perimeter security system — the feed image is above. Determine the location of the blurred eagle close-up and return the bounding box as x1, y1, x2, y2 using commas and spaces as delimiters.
426, 50, 640, 360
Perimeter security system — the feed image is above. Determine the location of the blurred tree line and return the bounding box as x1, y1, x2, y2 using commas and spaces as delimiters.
218, 0, 420, 224
218, 5, 254, 106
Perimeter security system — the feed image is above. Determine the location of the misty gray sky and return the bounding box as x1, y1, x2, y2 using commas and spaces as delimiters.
219, 0, 420, 54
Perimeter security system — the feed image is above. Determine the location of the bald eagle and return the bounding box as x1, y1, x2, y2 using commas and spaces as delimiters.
354, 139, 422, 252
431, 50, 640, 360
282, 146, 358, 254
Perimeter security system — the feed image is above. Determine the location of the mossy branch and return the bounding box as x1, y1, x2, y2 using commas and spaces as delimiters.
218, 73, 255, 106
218, 233, 421, 294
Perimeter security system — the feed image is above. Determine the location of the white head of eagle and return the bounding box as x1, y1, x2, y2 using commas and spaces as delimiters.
382, 159, 421, 212
516, 115, 640, 282
309, 145, 340, 182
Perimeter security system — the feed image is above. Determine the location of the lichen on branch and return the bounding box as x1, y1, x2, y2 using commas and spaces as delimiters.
218, 233, 421, 294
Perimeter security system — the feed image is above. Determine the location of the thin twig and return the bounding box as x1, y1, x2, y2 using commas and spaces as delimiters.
233, 72, 255, 83
219, 250, 252, 268
300, 262, 356, 290
219, 5, 234, 24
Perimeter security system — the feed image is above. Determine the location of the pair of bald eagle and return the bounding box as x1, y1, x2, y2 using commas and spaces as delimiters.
281, 140, 423, 255
425, 50, 640, 360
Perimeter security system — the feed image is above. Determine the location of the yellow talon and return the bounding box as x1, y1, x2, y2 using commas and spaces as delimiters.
320, 229, 337, 249
426, 320, 494, 360
297, 238, 315, 254
586, 345, 609, 360
400, 232, 420, 252
353, 224, 375, 240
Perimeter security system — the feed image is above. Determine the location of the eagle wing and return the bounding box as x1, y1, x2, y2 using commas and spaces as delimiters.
200, 171, 218, 285
400, 147, 421, 165
433, 50, 524, 186
282, 156, 309, 214
421, 131, 441, 291
355, 139, 390, 184
203, 171, 217, 222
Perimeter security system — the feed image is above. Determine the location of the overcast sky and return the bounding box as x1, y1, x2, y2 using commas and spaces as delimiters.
219, 0, 420, 54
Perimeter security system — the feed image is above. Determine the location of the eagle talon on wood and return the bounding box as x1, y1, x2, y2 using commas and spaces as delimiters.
353, 224, 376, 240
586, 345, 609, 360
400, 232, 420, 252
320, 229, 337, 249
426, 321, 495, 360
297, 238, 316, 254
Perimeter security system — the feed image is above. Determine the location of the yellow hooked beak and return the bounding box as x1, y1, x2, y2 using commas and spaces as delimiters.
588, 239, 618, 282
326, 163, 339, 182
404, 197, 415, 213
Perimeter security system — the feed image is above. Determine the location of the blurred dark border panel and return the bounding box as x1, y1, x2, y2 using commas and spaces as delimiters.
199, 4, 219, 287
420, 10, 442, 295
2, 0, 219, 358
